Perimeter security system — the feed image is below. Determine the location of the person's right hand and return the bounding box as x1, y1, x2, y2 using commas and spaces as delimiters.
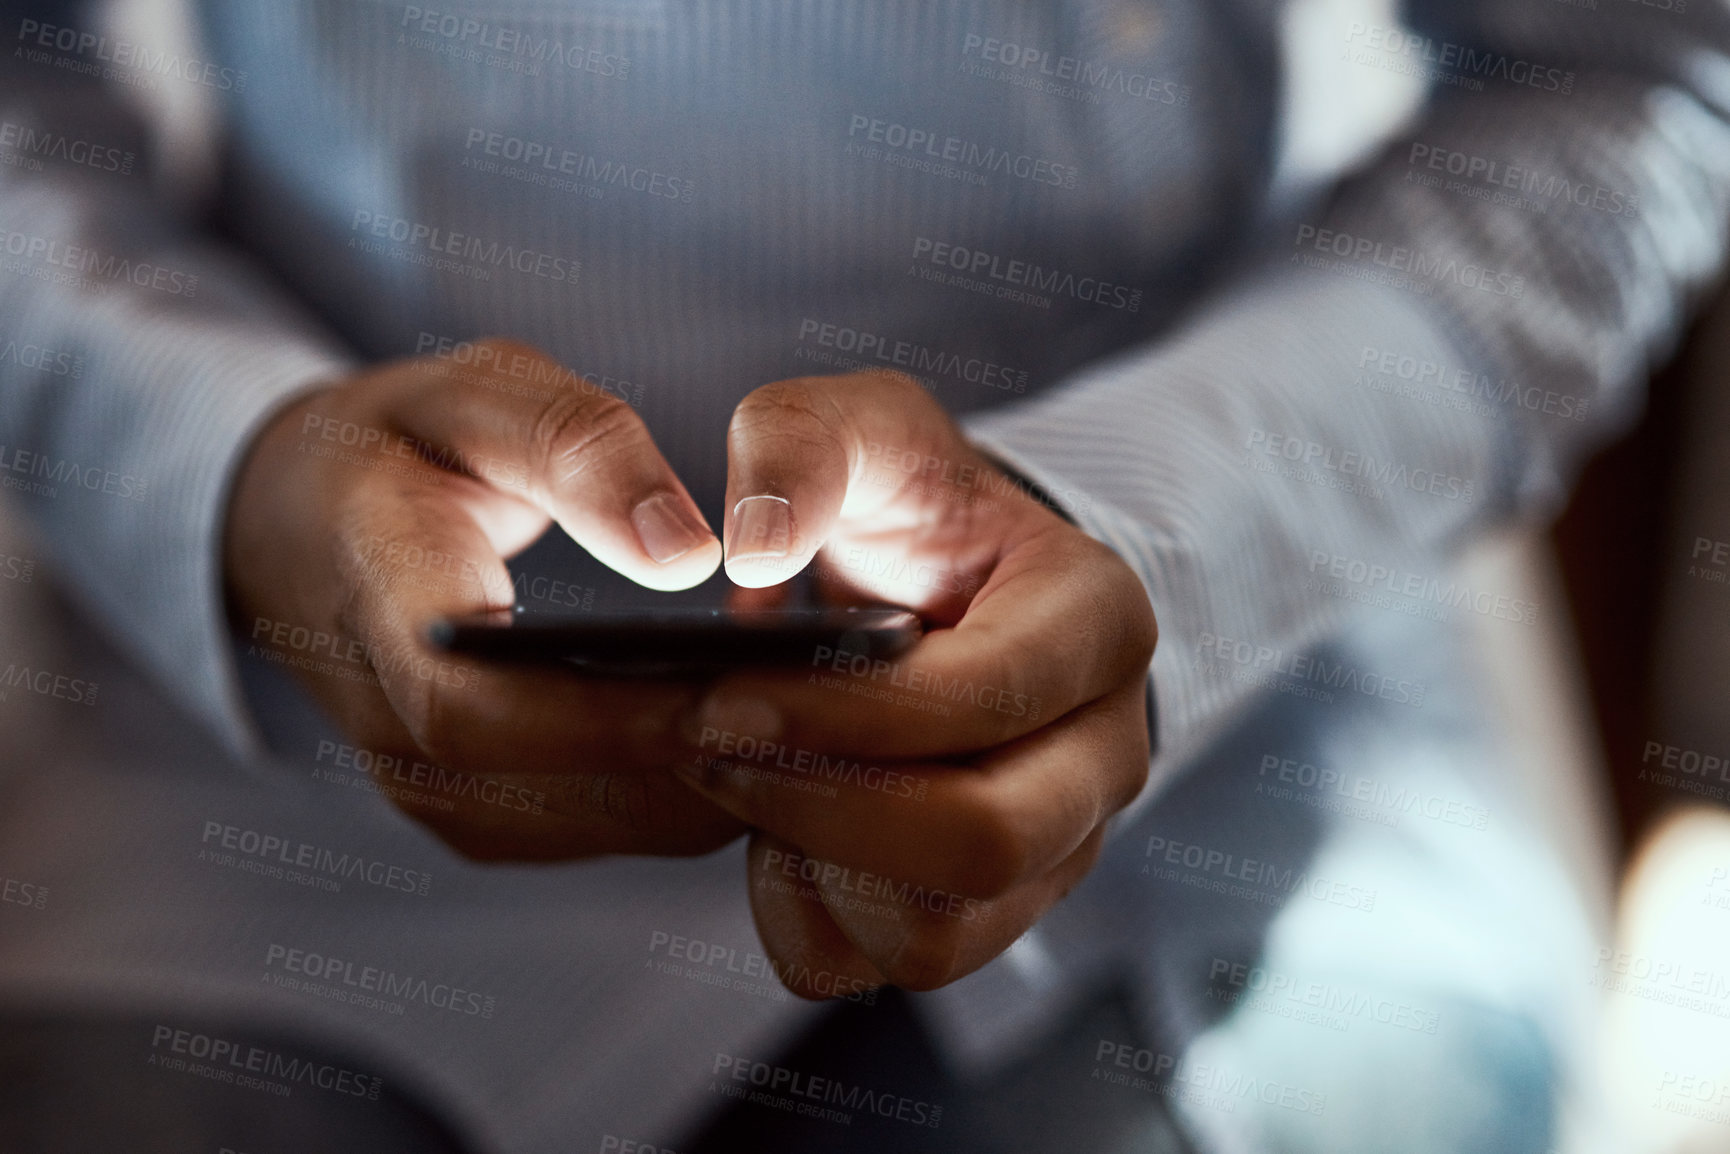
223, 338, 747, 860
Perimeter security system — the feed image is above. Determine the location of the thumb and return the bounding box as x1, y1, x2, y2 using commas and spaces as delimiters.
722, 371, 945, 588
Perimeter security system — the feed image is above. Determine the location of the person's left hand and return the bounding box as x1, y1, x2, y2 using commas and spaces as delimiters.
675, 370, 1157, 996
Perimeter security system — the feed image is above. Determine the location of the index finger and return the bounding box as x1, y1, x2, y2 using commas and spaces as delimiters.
680, 678, 1150, 899
690, 526, 1157, 760
385, 337, 721, 591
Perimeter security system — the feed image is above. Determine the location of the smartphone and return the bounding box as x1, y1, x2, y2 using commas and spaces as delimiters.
428, 605, 923, 674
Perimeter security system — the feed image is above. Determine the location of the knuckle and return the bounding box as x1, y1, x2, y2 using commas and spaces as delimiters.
533, 389, 642, 483
542, 772, 743, 852
982, 695, 1028, 748
1100, 552, 1158, 663
948, 800, 1030, 898
1054, 832, 1107, 902
1102, 750, 1148, 819
731, 381, 843, 444
1115, 743, 1151, 811
1120, 582, 1158, 664
1073, 543, 1157, 678
329, 543, 383, 642
330, 589, 370, 654
1069, 828, 1107, 875
586, 772, 654, 833
329, 505, 377, 589
1140, 605, 1159, 661
738, 378, 816, 416
410, 678, 467, 771
978, 643, 1041, 740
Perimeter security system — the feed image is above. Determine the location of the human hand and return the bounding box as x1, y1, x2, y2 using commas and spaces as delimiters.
224, 339, 747, 859
678, 370, 1157, 994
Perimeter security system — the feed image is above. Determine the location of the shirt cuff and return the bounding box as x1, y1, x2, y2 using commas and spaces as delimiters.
960, 271, 1495, 827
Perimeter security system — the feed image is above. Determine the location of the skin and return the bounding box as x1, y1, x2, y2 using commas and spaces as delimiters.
224, 339, 1157, 995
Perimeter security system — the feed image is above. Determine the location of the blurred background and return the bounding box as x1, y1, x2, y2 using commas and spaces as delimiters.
2, 0, 1729, 1150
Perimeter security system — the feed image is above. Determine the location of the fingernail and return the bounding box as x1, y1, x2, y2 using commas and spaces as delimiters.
729, 495, 794, 562
632, 492, 712, 564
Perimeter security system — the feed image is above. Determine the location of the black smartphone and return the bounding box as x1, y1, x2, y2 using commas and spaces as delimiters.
428, 605, 923, 674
